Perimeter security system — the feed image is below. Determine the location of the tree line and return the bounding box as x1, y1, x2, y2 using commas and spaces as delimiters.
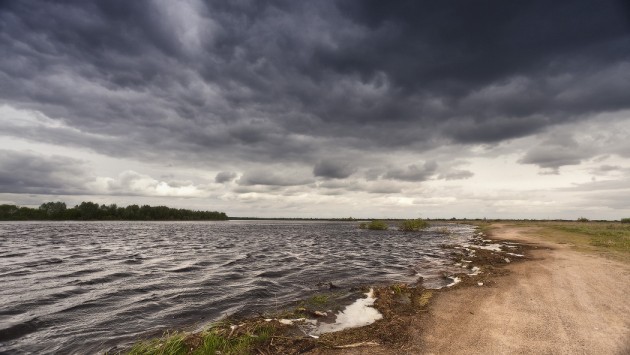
0, 201, 228, 221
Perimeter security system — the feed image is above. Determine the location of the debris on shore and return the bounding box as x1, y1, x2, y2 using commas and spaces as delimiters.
123, 228, 531, 354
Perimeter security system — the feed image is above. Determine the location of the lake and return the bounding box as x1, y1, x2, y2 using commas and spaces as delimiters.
0, 220, 475, 354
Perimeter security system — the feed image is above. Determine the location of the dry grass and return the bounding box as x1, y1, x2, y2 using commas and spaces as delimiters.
472, 220, 630, 263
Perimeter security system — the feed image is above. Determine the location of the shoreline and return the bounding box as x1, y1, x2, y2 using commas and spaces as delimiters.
119, 224, 533, 354
416, 223, 630, 354
114, 222, 630, 354
304, 225, 535, 354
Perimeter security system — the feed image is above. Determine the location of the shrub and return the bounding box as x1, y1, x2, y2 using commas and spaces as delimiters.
399, 219, 429, 231
621, 218, 630, 224
367, 220, 388, 230
577, 217, 589, 222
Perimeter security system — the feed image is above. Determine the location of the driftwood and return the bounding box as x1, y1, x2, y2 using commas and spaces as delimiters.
333, 341, 380, 349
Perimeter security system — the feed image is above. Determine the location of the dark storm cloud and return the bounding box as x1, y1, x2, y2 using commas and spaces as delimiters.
0, 0, 628, 168
384, 161, 438, 182
237, 170, 314, 187
0, 150, 91, 194
313, 159, 356, 179
215, 171, 237, 183
518, 132, 596, 172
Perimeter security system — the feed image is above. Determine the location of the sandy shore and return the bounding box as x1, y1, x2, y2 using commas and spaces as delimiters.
319, 223, 630, 354
414, 223, 630, 354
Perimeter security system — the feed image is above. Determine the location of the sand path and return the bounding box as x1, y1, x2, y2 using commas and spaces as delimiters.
416, 223, 630, 354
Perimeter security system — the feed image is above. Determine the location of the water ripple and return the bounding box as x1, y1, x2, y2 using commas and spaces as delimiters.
0, 220, 474, 354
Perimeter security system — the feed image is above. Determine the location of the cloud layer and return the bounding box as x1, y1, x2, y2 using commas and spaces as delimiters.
0, 0, 629, 218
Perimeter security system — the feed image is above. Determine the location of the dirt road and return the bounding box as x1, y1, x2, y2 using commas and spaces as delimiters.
417, 224, 630, 354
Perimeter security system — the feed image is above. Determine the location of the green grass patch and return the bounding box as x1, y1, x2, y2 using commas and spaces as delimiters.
399, 219, 429, 231
307, 294, 330, 306
125, 323, 277, 355
127, 332, 188, 355
486, 221, 630, 262
391, 284, 405, 295
547, 222, 630, 253
359, 220, 389, 230
466, 220, 493, 235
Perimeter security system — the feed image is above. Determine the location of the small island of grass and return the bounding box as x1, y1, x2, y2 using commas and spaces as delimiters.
399, 218, 429, 231
358, 219, 431, 231
359, 220, 389, 230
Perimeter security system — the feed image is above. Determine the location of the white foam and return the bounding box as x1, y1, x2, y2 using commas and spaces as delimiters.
473, 243, 503, 252
279, 318, 304, 325
507, 252, 524, 257
447, 276, 461, 287
468, 266, 481, 276
313, 288, 383, 335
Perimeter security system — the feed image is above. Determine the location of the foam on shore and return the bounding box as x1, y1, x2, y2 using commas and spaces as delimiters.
312, 288, 383, 335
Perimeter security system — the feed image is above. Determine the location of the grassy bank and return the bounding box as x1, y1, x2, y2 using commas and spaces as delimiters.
118, 284, 439, 355
124, 322, 278, 355
473, 220, 630, 262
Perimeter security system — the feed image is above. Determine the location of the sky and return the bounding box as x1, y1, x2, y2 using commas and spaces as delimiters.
0, 0, 629, 219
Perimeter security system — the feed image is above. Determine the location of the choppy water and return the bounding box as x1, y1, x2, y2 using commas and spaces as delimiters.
0, 221, 475, 354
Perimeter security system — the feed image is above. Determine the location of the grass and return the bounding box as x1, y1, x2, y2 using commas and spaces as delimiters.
467, 218, 630, 262
359, 220, 389, 230
472, 220, 630, 262
399, 219, 429, 231
416, 290, 433, 308
546, 222, 630, 253
128, 332, 187, 355
307, 294, 330, 306
471, 220, 493, 235
391, 284, 405, 295
125, 323, 277, 355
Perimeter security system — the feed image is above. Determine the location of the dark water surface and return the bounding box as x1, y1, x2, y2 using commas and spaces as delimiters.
0, 221, 475, 354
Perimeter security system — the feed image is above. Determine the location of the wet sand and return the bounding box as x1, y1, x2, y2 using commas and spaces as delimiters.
416, 223, 630, 354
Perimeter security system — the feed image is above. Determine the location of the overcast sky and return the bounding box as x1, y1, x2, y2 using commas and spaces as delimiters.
1, 0, 629, 219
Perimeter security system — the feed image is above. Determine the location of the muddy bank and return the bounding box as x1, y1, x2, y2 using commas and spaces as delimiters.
119, 227, 533, 354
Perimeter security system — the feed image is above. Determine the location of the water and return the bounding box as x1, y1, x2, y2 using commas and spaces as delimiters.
0, 220, 476, 354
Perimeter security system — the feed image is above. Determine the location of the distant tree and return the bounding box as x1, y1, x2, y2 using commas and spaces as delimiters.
0, 204, 21, 220
0, 201, 228, 221
39, 202, 67, 219
76, 202, 101, 220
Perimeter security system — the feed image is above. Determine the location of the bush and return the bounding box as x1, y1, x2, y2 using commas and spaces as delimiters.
399, 219, 429, 231
360, 220, 388, 230
621, 218, 630, 224
577, 217, 589, 222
